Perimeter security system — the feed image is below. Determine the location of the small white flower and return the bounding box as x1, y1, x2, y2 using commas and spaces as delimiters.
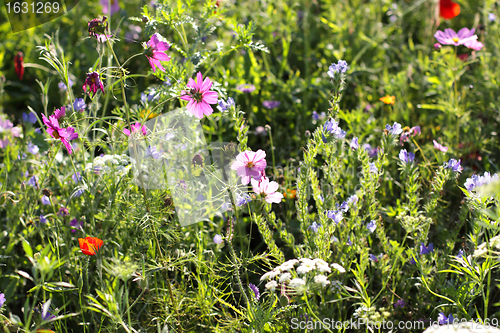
296, 261, 315, 275
314, 274, 331, 287
316, 263, 331, 273
279, 272, 292, 283
289, 278, 306, 288
265, 280, 278, 292
313, 258, 328, 267
331, 263, 346, 273
260, 270, 280, 281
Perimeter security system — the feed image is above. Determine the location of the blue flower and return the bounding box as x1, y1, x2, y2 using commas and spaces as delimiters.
394, 299, 406, 308
309, 221, 321, 232
327, 60, 349, 79
58, 82, 67, 91
438, 313, 454, 325
457, 249, 464, 259
369, 162, 378, 174
145, 145, 162, 159
40, 214, 47, 224
163, 78, 172, 86
385, 122, 403, 136
213, 234, 223, 244
27, 176, 39, 188
262, 100, 281, 109
141, 89, 158, 103
489, 13, 496, 22
22, 112, 37, 124
27, 142, 39, 154
73, 189, 84, 198
217, 97, 235, 112
236, 193, 251, 207
249, 283, 260, 300
366, 220, 376, 233
336, 201, 349, 212
317, 195, 324, 202
74, 98, 87, 112
420, 242, 434, 255
196, 193, 205, 202
369, 254, 378, 262
409, 256, 417, 265
464, 172, 499, 192
72, 172, 82, 184
323, 119, 346, 139
41, 195, 51, 205
399, 149, 415, 164
41, 300, 56, 321
347, 194, 358, 206
346, 236, 352, 246
363, 144, 379, 158
312, 111, 319, 121
350, 137, 359, 150
444, 159, 463, 173
18, 152, 27, 160
327, 210, 343, 224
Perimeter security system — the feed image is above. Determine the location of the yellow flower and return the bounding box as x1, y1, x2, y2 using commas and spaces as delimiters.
140, 109, 159, 119
379, 95, 396, 105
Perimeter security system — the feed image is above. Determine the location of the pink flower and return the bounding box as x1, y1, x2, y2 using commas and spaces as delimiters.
83, 72, 105, 97
464, 39, 484, 51
42, 114, 79, 154
100, 0, 120, 15
54, 106, 66, 120
434, 28, 477, 46
144, 33, 171, 72
10, 127, 22, 137
433, 140, 449, 153
180, 72, 218, 119
0, 139, 9, 148
230, 149, 267, 185
123, 122, 148, 136
251, 176, 283, 204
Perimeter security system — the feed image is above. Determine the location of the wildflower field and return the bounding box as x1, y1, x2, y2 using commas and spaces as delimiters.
1, 0, 500, 331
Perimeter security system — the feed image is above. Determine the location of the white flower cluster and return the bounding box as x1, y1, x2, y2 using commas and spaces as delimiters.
260, 258, 346, 294
474, 235, 500, 258
85, 154, 132, 176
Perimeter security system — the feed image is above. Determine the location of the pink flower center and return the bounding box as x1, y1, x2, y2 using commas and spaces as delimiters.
190, 88, 203, 103
452, 37, 459, 43
246, 161, 255, 169
53, 131, 60, 139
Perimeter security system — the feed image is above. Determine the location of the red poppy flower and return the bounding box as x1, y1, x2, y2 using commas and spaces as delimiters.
440, 0, 460, 20
14, 52, 24, 80
78, 237, 104, 256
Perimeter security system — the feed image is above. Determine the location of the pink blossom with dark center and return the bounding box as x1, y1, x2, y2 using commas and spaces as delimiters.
144, 33, 171, 72
230, 149, 267, 185
42, 114, 79, 154
251, 176, 283, 204
180, 72, 218, 119
83, 72, 105, 97
123, 122, 148, 136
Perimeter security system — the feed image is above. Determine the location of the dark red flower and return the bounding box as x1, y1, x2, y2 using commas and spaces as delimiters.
14, 52, 24, 80
440, 0, 460, 20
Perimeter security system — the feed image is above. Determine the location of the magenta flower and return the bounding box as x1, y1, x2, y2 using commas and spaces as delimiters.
69, 218, 83, 233
230, 149, 267, 185
180, 72, 218, 119
83, 71, 105, 97
54, 106, 66, 120
464, 39, 484, 50
251, 176, 283, 204
42, 114, 79, 154
100, 0, 120, 15
434, 28, 477, 46
123, 122, 148, 136
144, 33, 171, 72
433, 140, 449, 153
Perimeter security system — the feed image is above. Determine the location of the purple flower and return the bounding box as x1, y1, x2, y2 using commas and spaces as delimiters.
83, 71, 105, 98
0, 293, 5, 307
409, 256, 417, 265
28, 176, 39, 188
72, 172, 82, 184
434, 28, 477, 46
41, 195, 51, 205
0, 119, 13, 132
489, 13, 496, 22
41, 300, 56, 321
399, 149, 415, 164
69, 218, 83, 233
317, 195, 324, 202
336, 201, 349, 212
394, 299, 406, 308
217, 97, 235, 112
324, 119, 346, 139
444, 159, 463, 173
249, 283, 260, 300
27, 142, 39, 154
327, 60, 349, 79
141, 90, 158, 103
312, 111, 326, 122
366, 220, 376, 233
350, 137, 359, 150
213, 234, 223, 244
22, 112, 37, 124
262, 100, 281, 109
73, 189, 84, 198
464, 172, 499, 192
369, 254, 378, 262
347, 194, 358, 206
57, 207, 69, 217
327, 210, 343, 224
40, 215, 47, 224
385, 122, 403, 136
438, 313, 454, 325
363, 144, 379, 158
236, 193, 251, 206
434, 43, 442, 50
309, 221, 321, 232
369, 162, 378, 174
145, 145, 162, 159
236, 84, 256, 93
74, 98, 86, 112
100, 0, 120, 15
420, 243, 434, 255
346, 236, 352, 246
18, 152, 27, 160
457, 249, 464, 259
